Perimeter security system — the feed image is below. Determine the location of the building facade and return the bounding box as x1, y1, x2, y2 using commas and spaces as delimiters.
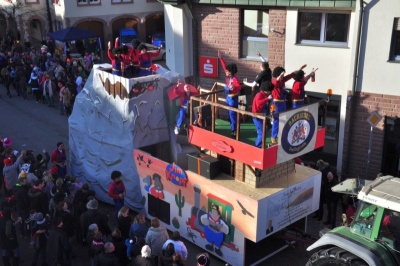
161, 0, 400, 180
0, 0, 164, 49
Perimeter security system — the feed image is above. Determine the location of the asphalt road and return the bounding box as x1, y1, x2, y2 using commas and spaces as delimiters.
0, 83, 335, 266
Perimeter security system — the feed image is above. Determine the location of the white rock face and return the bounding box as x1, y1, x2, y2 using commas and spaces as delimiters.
69, 65, 181, 209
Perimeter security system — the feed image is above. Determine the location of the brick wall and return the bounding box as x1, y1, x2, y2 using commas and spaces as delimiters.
342, 91, 400, 179
192, 5, 286, 89
239, 159, 295, 188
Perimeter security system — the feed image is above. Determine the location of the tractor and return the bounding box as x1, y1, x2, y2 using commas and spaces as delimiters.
306, 175, 400, 266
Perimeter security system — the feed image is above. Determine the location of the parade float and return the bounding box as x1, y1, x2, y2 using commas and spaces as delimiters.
69, 64, 325, 265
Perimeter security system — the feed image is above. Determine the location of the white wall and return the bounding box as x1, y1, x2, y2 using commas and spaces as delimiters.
164, 4, 193, 78
285, 8, 356, 96
285, 7, 359, 172
357, 0, 400, 95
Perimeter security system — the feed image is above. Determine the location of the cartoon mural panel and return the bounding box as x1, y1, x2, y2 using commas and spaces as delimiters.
133, 149, 260, 265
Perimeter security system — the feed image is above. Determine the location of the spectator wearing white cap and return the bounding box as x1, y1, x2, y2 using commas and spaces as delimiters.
133, 245, 155, 266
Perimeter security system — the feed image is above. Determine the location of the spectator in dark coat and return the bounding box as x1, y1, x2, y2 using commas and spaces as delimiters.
133, 245, 155, 266
111, 229, 128, 266
73, 183, 95, 243
55, 200, 74, 237
94, 242, 120, 266
171, 252, 185, 266
324, 171, 340, 229
159, 242, 175, 266
80, 199, 111, 242
31, 212, 49, 266
28, 179, 49, 215
13, 176, 30, 237
117, 205, 132, 239
0, 207, 21, 266
47, 217, 72, 266
90, 231, 105, 266
313, 159, 331, 221
129, 213, 148, 240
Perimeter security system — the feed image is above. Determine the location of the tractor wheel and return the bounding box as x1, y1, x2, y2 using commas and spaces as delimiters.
306, 247, 368, 266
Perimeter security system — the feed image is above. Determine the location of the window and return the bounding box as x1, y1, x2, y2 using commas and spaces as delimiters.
25, 0, 39, 3
77, 0, 100, 5
112, 0, 132, 3
390, 18, 400, 61
242, 10, 269, 60
298, 12, 349, 46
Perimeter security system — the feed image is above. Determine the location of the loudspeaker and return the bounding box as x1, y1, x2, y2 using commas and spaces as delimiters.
193, 105, 212, 128
187, 153, 220, 179
219, 155, 235, 177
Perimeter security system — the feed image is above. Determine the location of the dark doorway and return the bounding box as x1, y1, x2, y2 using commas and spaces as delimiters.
382, 117, 400, 176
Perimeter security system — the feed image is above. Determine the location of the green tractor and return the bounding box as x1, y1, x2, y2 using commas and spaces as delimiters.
306, 175, 400, 266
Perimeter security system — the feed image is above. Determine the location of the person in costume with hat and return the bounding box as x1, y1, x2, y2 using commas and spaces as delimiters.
252, 81, 273, 148
108, 170, 126, 218
270, 63, 307, 143
173, 79, 199, 135
136, 43, 161, 77
108, 39, 124, 76
2, 137, 12, 147
3, 149, 26, 196
200, 203, 229, 256
51, 142, 67, 178
291, 67, 317, 109
218, 50, 242, 137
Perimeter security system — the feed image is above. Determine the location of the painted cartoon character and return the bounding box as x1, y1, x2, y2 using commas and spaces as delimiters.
150, 173, 164, 199
143, 175, 151, 192
200, 204, 229, 256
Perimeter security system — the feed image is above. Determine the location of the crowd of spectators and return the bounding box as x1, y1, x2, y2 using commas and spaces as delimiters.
0, 134, 208, 266
0, 37, 103, 116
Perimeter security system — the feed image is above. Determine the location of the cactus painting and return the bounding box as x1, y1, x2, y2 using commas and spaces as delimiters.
175, 189, 185, 217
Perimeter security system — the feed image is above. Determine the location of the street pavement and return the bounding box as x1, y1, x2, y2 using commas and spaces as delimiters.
0, 83, 341, 265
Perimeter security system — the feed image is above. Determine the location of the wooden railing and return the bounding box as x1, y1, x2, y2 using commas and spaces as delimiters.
189, 82, 273, 149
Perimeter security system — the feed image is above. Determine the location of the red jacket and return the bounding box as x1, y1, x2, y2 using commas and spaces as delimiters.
219, 57, 241, 95
252, 91, 270, 113
108, 180, 126, 200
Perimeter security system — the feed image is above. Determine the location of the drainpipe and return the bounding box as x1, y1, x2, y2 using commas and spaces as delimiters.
46, 0, 53, 32
186, 1, 198, 86
345, 0, 364, 178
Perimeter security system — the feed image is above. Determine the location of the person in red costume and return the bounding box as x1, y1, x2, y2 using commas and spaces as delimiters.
252, 81, 273, 148
270, 64, 307, 143
108, 170, 126, 218
291, 68, 317, 109
218, 50, 241, 137
107, 38, 124, 76
136, 43, 161, 77
173, 79, 199, 135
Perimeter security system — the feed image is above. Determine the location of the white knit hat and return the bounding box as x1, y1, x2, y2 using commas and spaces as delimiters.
141, 245, 151, 258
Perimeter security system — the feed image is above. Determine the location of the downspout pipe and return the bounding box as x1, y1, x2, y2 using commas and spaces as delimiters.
345, 0, 364, 178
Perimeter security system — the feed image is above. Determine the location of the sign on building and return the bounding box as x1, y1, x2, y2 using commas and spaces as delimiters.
199, 56, 218, 78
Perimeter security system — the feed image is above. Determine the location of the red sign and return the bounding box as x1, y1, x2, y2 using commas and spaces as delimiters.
199, 56, 218, 78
